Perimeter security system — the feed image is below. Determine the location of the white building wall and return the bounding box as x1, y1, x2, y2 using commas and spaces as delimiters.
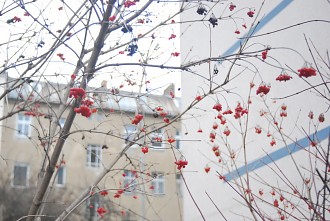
0, 72, 6, 153
181, 1, 330, 220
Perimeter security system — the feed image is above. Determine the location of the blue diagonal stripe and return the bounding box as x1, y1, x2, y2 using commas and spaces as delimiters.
223, 126, 330, 181
220, 0, 294, 58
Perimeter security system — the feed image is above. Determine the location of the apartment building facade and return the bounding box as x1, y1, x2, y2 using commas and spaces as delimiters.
0, 77, 183, 221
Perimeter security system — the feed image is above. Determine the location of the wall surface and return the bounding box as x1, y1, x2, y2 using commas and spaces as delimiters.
181, 1, 330, 220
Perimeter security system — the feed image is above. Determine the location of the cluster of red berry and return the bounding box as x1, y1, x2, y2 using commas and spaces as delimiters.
175, 160, 188, 170
256, 84, 271, 95
297, 67, 317, 78
131, 114, 143, 125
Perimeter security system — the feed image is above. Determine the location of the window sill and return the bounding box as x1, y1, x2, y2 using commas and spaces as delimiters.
86, 165, 102, 169
150, 146, 166, 151
15, 134, 31, 138
11, 185, 29, 189
152, 193, 165, 196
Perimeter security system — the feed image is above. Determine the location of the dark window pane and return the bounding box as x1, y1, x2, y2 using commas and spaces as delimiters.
57, 167, 64, 185
91, 150, 97, 163
13, 165, 28, 187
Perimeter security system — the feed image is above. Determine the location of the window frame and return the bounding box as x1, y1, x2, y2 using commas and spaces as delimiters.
88, 111, 105, 122
86, 144, 102, 168
123, 124, 138, 147
176, 173, 182, 197
86, 194, 100, 221
59, 118, 66, 128
175, 130, 181, 149
123, 170, 137, 194
55, 166, 66, 187
151, 172, 165, 195
150, 128, 164, 149
16, 113, 31, 137
12, 162, 29, 188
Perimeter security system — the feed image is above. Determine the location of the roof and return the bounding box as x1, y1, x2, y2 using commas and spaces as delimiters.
5, 77, 180, 116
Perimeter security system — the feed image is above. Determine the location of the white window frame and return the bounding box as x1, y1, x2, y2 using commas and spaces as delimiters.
176, 173, 182, 197
175, 130, 181, 149
123, 125, 138, 147
12, 163, 29, 188
150, 128, 164, 149
123, 170, 137, 193
16, 113, 31, 137
55, 166, 66, 187
86, 194, 100, 221
151, 172, 165, 195
86, 144, 102, 168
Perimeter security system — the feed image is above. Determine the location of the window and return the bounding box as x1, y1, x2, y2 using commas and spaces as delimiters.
86, 194, 100, 221
123, 170, 137, 193
89, 112, 105, 122
175, 130, 181, 149
17, 113, 31, 136
123, 125, 137, 145
55, 166, 66, 187
31, 82, 42, 96
87, 144, 102, 168
12, 163, 29, 187
150, 129, 163, 149
59, 118, 65, 128
151, 172, 165, 195
176, 173, 182, 197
